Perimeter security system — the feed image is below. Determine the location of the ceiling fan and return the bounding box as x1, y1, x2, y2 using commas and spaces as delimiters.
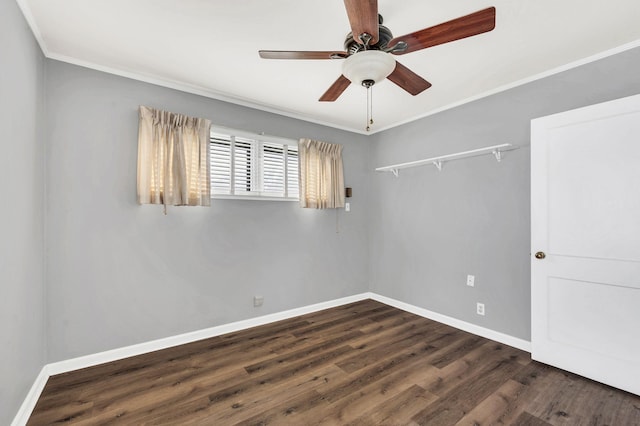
259, 1, 496, 103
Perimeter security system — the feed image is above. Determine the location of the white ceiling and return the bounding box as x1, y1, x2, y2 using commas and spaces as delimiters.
18, 0, 640, 134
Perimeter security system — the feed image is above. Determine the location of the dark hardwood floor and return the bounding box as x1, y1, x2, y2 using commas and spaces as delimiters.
28, 300, 640, 425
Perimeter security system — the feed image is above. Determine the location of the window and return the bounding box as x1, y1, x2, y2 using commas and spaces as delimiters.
210, 128, 299, 200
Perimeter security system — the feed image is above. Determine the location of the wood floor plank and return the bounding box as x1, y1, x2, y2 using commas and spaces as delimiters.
454, 379, 527, 426
524, 367, 640, 426
309, 362, 441, 424
243, 329, 363, 374
59, 332, 302, 416
28, 300, 640, 425
144, 345, 355, 424
231, 388, 327, 426
198, 365, 345, 425
411, 350, 526, 425
478, 361, 552, 425
347, 384, 439, 426
289, 300, 393, 328
348, 311, 427, 345
428, 334, 486, 369
421, 341, 527, 397
512, 411, 554, 425
321, 339, 445, 405
334, 321, 459, 374
290, 307, 388, 338
41, 323, 304, 397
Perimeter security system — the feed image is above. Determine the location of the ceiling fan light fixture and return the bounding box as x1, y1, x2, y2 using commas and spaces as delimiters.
342, 50, 395, 86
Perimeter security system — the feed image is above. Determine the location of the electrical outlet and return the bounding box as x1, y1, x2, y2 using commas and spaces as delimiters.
345, 202, 350, 212
476, 302, 485, 316
253, 296, 264, 307
466, 274, 475, 287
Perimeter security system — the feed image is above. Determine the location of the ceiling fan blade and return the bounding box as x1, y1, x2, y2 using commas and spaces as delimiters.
387, 61, 432, 95
389, 7, 496, 55
259, 50, 348, 60
344, 0, 379, 45
319, 75, 351, 102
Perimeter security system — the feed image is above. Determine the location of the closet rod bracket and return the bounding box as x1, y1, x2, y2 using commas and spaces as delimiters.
433, 160, 443, 171
492, 150, 502, 162
391, 168, 399, 177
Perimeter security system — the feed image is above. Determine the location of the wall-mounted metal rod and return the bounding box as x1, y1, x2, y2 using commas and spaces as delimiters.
375, 143, 517, 176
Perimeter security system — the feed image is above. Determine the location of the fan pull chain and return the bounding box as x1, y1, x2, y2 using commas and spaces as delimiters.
366, 85, 373, 132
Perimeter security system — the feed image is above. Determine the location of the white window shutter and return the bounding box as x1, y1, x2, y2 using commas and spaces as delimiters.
209, 129, 299, 200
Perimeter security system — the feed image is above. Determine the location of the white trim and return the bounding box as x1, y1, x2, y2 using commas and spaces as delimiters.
212, 194, 299, 202
16, 0, 640, 136
14, 0, 49, 57
369, 293, 531, 352
45, 292, 530, 374
13, 292, 531, 424
372, 39, 640, 134
11, 366, 49, 426
46, 39, 640, 136
46, 293, 369, 375
211, 126, 297, 147
45, 52, 369, 136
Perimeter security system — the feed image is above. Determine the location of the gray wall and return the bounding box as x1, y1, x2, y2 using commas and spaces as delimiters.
44, 61, 371, 362
0, 0, 45, 422
5, 4, 640, 416
369, 47, 640, 340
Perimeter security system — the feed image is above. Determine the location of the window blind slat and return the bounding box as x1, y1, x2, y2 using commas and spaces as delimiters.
210, 137, 232, 194
209, 132, 298, 199
262, 142, 285, 195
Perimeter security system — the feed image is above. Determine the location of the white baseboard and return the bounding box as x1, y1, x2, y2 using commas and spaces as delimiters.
12, 293, 369, 425
369, 293, 532, 352
11, 365, 50, 426
13, 291, 530, 425
46, 293, 371, 376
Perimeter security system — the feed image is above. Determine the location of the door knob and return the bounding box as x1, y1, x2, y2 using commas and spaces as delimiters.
535, 251, 546, 259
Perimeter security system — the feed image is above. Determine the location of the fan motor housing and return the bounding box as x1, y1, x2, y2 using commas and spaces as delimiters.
344, 22, 394, 55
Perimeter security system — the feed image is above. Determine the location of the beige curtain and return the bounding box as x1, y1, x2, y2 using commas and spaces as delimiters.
137, 106, 211, 210
298, 138, 345, 209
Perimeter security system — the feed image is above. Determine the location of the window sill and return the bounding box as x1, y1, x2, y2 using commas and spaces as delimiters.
211, 195, 299, 202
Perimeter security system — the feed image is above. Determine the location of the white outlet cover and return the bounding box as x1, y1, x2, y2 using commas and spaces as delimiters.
345, 202, 350, 212
467, 275, 475, 287
477, 302, 485, 316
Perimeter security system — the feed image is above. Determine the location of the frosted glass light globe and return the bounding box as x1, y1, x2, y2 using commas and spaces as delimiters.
342, 50, 396, 85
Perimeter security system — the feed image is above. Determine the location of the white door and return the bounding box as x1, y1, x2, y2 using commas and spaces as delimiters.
531, 94, 640, 396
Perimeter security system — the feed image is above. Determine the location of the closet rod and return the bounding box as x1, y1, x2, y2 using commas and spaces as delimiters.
376, 143, 517, 177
